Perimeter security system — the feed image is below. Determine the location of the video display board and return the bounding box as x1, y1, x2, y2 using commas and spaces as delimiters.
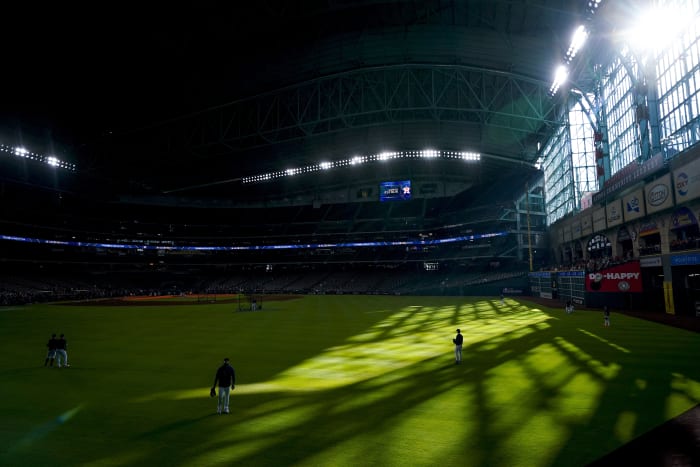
380, 180, 411, 202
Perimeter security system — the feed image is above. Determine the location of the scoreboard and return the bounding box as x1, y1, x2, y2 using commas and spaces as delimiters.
380, 180, 411, 202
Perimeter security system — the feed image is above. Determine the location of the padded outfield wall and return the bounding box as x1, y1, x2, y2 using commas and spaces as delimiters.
529, 261, 648, 311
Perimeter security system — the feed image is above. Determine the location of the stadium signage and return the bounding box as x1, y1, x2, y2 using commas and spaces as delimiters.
606, 199, 623, 227
670, 253, 700, 266
622, 189, 645, 221
647, 183, 669, 206
588, 272, 639, 280
585, 261, 642, 293
645, 173, 674, 214
0, 231, 509, 251
639, 256, 662, 267
593, 153, 663, 203
379, 180, 411, 202
674, 156, 700, 201
557, 271, 585, 277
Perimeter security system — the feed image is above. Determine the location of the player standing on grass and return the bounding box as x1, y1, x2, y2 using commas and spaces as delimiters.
211, 358, 236, 414
453, 329, 463, 364
44, 333, 57, 367
565, 300, 574, 314
56, 333, 70, 367
603, 306, 610, 327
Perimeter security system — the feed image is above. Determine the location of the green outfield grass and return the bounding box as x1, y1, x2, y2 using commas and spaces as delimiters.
0, 295, 698, 467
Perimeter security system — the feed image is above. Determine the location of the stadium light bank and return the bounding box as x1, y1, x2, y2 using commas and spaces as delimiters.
1, 143, 76, 172
242, 150, 481, 184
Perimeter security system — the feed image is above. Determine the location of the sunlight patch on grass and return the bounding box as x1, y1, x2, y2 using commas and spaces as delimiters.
614, 411, 637, 442
273, 304, 550, 392
553, 336, 621, 380
552, 372, 604, 423
486, 342, 605, 433
670, 372, 700, 400
346, 329, 384, 342
497, 412, 569, 467
14, 405, 83, 450
484, 361, 537, 408
132, 382, 333, 403
665, 372, 700, 418
523, 342, 569, 376
298, 387, 478, 467
188, 437, 277, 467
82, 451, 148, 467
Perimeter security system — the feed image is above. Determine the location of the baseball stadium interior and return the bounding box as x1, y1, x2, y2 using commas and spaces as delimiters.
2, 1, 700, 316
2, 1, 700, 465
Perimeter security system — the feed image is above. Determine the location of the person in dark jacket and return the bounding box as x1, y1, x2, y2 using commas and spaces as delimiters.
212, 358, 236, 414
44, 333, 58, 367
453, 329, 463, 364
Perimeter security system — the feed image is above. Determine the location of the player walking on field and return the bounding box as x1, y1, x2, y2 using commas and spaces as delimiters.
211, 357, 236, 414
453, 329, 463, 364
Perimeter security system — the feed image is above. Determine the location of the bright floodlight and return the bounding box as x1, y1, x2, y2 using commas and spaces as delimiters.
286, 168, 297, 176
627, 7, 694, 53
421, 149, 439, 158
319, 161, 332, 170
350, 156, 364, 165
46, 156, 59, 167
549, 65, 569, 94
460, 152, 480, 161
566, 25, 588, 62
378, 152, 391, 161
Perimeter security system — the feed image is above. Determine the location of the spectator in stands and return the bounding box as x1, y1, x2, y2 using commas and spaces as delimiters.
56, 333, 70, 368
452, 329, 463, 364
44, 333, 57, 367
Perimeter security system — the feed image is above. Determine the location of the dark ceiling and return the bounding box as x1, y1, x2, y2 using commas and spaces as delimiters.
1, 1, 591, 198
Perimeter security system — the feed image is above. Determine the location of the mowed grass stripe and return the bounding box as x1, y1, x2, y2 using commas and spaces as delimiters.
0, 296, 698, 467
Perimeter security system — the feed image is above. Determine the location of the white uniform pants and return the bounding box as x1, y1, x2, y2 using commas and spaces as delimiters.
218, 386, 231, 412
454, 344, 462, 362
56, 349, 68, 367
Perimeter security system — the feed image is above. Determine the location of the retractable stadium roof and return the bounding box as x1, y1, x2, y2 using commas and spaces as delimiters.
1, 1, 593, 198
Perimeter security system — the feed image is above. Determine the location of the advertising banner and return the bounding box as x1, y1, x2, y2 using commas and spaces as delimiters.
593, 207, 607, 232
581, 214, 593, 236
640, 256, 662, 267
645, 173, 674, 214
622, 189, 646, 222
586, 261, 642, 293
670, 253, 700, 266
639, 221, 659, 237
606, 199, 623, 227
670, 206, 698, 230
594, 153, 663, 203
673, 156, 700, 203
